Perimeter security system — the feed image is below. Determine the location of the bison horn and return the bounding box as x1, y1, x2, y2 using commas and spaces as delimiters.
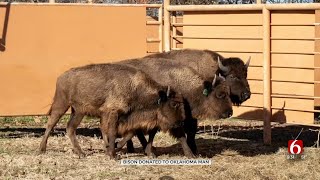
245, 56, 251, 69
166, 86, 171, 97
218, 56, 229, 73
212, 74, 217, 87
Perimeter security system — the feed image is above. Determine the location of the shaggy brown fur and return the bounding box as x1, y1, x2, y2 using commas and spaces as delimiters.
146, 49, 251, 105
118, 57, 233, 155
39, 63, 193, 159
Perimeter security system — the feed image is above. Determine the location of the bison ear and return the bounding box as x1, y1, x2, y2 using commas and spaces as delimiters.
245, 56, 251, 69
158, 90, 168, 104
203, 80, 213, 96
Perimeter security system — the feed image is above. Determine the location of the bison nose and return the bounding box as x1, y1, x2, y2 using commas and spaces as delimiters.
242, 91, 251, 101
221, 110, 233, 119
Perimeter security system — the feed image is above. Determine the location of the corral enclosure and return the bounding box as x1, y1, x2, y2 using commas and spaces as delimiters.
0, 3, 146, 115
1, 2, 320, 130
182, 10, 318, 125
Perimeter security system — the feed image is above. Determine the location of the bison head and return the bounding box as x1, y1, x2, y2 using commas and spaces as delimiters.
201, 74, 233, 119
217, 56, 251, 106
157, 87, 186, 130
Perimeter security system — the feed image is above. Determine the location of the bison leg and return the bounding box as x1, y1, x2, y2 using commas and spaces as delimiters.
145, 128, 158, 158
126, 140, 135, 153
136, 129, 148, 150
66, 109, 85, 157
125, 130, 148, 153
184, 118, 198, 155
102, 111, 118, 159
115, 132, 135, 150
39, 101, 69, 153
170, 127, 195, 158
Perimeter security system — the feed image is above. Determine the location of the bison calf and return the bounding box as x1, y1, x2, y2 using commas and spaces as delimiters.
39, 63, 190, 159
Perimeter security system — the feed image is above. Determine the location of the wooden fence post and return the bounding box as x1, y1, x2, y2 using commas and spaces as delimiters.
263, 6, 272, 145
163, 0, 171, 52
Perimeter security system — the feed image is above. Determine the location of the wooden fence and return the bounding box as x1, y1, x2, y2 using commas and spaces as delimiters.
163, 2, 320, 144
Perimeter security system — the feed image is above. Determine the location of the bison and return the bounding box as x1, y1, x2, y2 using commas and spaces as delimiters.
118, 57, 233, 155
145, 49, 251, 106
39, 63, 192, 159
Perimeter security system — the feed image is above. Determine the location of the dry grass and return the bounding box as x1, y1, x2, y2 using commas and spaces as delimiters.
0, 118, 320, 179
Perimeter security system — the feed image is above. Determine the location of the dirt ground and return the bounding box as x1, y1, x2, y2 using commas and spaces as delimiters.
0, 117, 320, 180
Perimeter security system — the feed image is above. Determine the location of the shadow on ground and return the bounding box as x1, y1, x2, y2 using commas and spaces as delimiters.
0, 124, 318, 158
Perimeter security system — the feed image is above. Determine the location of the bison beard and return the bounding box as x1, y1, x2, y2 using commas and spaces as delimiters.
39, 63, 196, 159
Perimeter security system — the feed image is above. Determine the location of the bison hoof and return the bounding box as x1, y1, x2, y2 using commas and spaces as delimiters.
107, 154, 121, 160
73, 149, 86, 158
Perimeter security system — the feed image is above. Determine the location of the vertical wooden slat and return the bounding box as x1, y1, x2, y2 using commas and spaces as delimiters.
263, 7, 271, 145
314, 10, 320, 106
163, 0, 171, 52
256, 0, 262, 4
49, 0, 55, 3
158, 6, 163, 52
172, 11, 177, 49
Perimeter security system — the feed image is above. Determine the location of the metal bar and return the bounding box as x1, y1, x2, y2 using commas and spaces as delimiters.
263, 7, 271, 145
163, 0, 170, 52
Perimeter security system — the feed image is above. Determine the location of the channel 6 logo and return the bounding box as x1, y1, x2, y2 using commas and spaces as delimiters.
288, 140, 304, 154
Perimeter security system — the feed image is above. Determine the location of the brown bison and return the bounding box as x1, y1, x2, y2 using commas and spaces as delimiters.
118, 57, 233, 155
39, 63, 191, 159
146, 49, 251, 106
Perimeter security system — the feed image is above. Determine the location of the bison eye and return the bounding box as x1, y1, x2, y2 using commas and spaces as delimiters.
170, 102, 179, 108
217, 92, 226, 99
